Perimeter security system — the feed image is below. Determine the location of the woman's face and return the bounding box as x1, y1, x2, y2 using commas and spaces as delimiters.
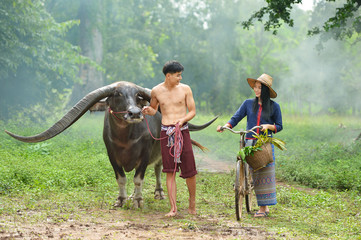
253, 81, 262, 98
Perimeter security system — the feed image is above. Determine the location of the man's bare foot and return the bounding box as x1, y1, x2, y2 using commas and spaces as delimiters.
187, 208, 197, 215
188, 198, 196, 215
165, 211, 177, 217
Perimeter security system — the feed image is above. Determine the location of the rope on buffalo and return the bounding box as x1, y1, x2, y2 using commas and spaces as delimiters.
108, 107, 128, 120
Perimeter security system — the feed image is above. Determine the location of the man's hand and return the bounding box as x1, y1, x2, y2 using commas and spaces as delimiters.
142, 106, 156, 116
174, 118, 185, 127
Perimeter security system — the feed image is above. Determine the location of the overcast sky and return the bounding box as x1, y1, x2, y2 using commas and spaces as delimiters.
297, 0, 315, 11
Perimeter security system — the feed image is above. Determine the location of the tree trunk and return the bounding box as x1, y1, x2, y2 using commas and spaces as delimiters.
356, 132, 361, 141
69, 0, 104, 105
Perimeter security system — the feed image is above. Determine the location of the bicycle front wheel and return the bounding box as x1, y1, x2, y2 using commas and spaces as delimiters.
244, 163, 254, 213
235, 160, 245, 221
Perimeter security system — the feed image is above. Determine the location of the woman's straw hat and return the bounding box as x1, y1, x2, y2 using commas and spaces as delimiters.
247, 73, 277, 98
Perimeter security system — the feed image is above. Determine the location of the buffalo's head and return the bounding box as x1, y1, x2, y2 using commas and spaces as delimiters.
106, 82, 150, 123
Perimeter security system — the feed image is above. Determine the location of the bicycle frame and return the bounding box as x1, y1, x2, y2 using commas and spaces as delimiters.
221, 125, 261, 220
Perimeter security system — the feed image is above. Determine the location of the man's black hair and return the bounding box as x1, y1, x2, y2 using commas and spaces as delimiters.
162, 60, 184, 75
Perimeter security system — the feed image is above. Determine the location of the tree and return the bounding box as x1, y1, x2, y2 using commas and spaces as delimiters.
102, 0, 158, 87
0, 0, 84, 121
68, 0, 105, 105
242, 0, 361, 43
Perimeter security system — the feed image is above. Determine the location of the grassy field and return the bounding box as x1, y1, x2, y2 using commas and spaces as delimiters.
1, 113, 361, 239
192, 114, 361, 193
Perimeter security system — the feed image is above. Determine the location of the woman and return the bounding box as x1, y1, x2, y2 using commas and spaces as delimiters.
217, 73, 283, 217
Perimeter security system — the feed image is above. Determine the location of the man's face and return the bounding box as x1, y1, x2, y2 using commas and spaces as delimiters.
167, 72, 182, 85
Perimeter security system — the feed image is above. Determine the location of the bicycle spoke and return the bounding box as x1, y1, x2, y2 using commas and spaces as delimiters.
245, 164, 254, 213
235, 160, 245, 220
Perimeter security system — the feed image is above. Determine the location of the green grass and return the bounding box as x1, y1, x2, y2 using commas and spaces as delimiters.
1, 113, 361, 239
192, 114, 361, 193
275, 115, 361, 192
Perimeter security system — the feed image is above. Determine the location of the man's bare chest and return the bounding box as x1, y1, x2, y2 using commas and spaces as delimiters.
158, 91, 186, 107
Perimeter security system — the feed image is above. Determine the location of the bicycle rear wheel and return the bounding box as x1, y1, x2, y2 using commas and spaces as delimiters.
244, 163, 254, 213
235, 160, 245, 221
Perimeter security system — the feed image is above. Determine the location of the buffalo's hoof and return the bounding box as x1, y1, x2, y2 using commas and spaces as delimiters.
113, 197, 127, 207
133, 198, 144, 208
154, 188, 165, 200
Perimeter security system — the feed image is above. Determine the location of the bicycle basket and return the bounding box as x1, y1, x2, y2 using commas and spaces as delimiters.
245, 142, 273, 171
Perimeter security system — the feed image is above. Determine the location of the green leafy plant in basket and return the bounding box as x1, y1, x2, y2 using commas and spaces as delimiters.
237, 129, 286, 162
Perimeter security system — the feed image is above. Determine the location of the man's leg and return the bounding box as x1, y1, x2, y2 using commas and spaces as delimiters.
186, 175, 196, 215
166, 172, 177, 217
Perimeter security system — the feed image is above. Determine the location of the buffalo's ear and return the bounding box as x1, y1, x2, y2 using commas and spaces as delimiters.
138, 92, 149, 102
134, 85, 153, 108
136, 86, 151, 102
89, 98, 108, 113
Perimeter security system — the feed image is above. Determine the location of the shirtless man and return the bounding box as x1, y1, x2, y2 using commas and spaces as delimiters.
142, 60, 197, 217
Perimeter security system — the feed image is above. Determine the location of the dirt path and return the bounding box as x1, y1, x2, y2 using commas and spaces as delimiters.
1, 209, 276, 240
195, 153, 234, 173
0, 156, 280, 240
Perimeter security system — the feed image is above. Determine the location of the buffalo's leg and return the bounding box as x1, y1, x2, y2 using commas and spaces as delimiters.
154, 161, 165, 200
113, 166, 127, 207
132, 172, 144, 208
132, 156, 151, 208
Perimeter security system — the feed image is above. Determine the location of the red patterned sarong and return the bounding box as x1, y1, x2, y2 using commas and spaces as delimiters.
160, 123, 197, 179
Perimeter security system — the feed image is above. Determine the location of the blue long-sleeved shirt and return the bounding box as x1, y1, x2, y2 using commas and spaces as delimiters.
228, 99, 283, 139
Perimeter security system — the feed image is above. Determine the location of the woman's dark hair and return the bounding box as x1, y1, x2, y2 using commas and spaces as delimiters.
162, 60, 184, 75
253, 83, 273, 120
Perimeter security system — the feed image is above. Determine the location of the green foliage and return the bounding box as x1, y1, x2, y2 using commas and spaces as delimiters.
242, 0, 303, 34
308, 0, 361, 41
1, 0, 361, 126
253, 129, 287, 151
276, 115, 361, 193
243, 0, 361, 43
0, 0, 90, 120
237, 128, 287, 163
238, 146, 262, 161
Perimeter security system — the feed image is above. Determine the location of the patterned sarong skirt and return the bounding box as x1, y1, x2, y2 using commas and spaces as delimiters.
246, 140, 277, 206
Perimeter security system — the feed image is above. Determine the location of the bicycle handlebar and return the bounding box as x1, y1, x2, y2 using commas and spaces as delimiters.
220, 125, 262, 135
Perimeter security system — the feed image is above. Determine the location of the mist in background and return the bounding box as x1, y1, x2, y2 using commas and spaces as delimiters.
1, 0, 360, 123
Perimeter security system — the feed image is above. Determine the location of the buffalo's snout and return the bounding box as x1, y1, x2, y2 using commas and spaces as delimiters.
125, 106, 143, 122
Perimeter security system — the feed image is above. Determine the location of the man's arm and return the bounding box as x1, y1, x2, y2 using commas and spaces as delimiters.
178, 86, 196, 126
142, 89, 159, 116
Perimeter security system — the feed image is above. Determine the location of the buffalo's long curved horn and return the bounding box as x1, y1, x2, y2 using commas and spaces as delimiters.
188, 116, 218, 131
5, 82, 119, 143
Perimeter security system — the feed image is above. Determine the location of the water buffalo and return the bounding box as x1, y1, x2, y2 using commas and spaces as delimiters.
5, 81, 216, 208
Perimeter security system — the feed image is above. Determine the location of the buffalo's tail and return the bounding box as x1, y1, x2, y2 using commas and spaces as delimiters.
191, 139, 208, 152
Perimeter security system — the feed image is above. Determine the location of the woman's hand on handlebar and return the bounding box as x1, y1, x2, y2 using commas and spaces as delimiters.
216, 125, 223, 132
217, 124, 230, 132
260, 124, 275, 132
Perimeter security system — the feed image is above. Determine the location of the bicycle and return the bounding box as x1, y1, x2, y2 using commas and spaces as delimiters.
220, 125, 262, 221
